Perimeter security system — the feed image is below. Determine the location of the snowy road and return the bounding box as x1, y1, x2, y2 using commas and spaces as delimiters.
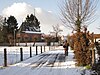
0, 48, 83, 75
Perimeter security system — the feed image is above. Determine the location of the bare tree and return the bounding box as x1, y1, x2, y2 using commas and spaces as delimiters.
60, 0, 98, 66
52, 24, 63, 39
60, 0, 98, 32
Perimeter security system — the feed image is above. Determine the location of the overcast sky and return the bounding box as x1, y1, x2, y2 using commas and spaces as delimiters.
0, 0, 100, 35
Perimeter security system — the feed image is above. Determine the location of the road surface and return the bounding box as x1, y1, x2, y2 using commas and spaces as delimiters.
0, 47, 83, 75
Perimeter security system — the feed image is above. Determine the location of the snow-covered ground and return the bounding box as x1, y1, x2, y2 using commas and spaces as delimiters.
0, 46, 91, 75
0, 46, 50, 66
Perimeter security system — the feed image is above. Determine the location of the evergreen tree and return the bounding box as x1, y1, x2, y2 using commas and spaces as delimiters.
6, 15, 18, 35
0, 16, 18, 45
6, 16, 18, 46
0, 16, 4, 43
20, 14, 40, 32
2, 18, 9, 43
0, 17, 9, 43
0, 28, 3, 43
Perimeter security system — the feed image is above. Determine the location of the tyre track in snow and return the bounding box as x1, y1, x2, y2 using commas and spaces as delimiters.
14, 54, 52, 75
0, 53, 50, 75
27, 53, 58, 75
31, 54, 51, 69
58, 54, 65, 67
57, 54, 66, 75
13, 52, 56, 75
36, 53, 66, 75
32, 53, 59, 75
16, 52, 59, 75
49, 54, 65, 75
13, 54, 52, 75
0, 50, 67, 75
13, 54, 48, 75
46, 54, 58, 67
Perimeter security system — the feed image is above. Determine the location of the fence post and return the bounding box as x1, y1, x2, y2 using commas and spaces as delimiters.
20, 48, 23, 61
44, 46, 45, 52
91, 33, 95, 66
30, 46, 32, 57
4, 48, 7, 67
92, 49, 95, 65
49, 46, 50, 51
41, 46, 42, 53
36, 46, 38, 55
90, 50, 92, 66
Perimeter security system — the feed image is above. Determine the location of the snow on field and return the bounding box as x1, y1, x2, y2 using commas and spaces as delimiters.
0, 46, 90, 75
0, 46, 50, 66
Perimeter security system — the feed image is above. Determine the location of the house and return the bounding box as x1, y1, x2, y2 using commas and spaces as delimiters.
16, 14, 43, 45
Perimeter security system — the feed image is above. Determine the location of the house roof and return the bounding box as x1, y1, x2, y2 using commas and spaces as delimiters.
94, 34, 100, 39
22, 31, 43, 34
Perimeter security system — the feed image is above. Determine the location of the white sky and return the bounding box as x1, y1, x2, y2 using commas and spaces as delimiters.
0, 1, 100, 35
2, 2, 71, 35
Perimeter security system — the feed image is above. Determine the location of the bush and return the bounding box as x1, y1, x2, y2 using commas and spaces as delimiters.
85, 65, 91, 69
72, 31, 91, 66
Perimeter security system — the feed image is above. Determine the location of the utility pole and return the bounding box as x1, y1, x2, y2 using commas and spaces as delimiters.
34, 8, 35, 16
14, 29, 16, 46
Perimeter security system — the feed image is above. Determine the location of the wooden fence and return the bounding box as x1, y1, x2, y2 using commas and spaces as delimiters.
3, 46, 51, 67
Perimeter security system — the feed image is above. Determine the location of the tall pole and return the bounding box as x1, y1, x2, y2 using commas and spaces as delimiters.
14, 29, 16, 46
34, 8, 36, 22
34, 8, 35, 16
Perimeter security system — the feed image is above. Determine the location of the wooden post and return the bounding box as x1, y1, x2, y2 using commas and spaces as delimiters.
20, 48, 23, 61
90, 50, 92, 66
36, 46, 38, 55
92, 49, 95, 65
49, 46, 50, 51
44, 46, 45, 52
30, 46, 32, 57
91, 32, 95, 65
41, 46, 42, 53
4, 48, 7, 67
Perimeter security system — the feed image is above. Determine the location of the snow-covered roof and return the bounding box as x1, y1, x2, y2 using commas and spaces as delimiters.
22, 31, 43, 34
